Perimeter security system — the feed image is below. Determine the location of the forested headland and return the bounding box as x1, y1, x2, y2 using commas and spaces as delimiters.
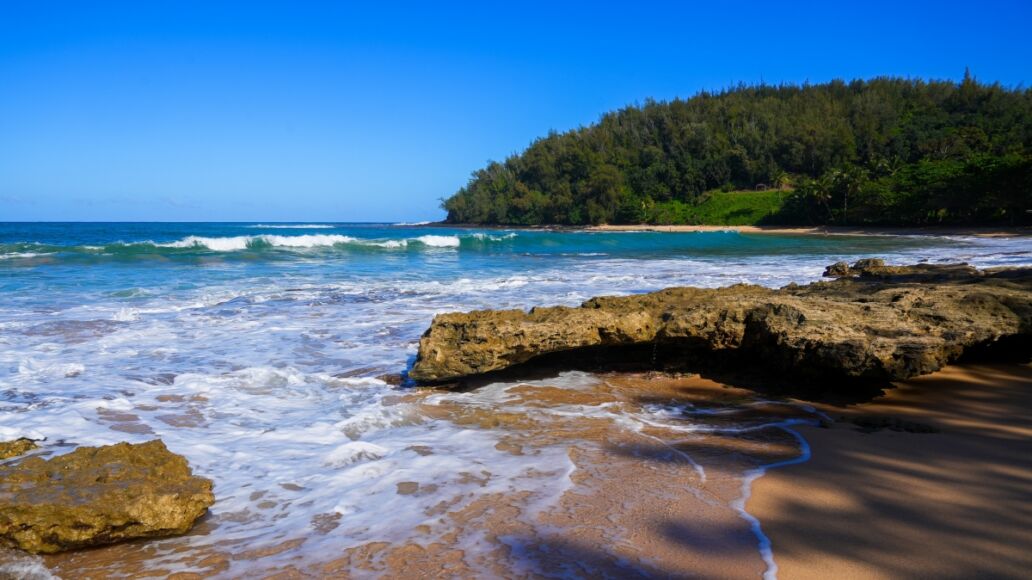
442, 74, 1032, 226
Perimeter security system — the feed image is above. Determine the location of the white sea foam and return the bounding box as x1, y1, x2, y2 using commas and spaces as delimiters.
0, 252, 46, 259
159, 235, 255, 251
0, 553, 58, 580
0, 425, 46, 442
412, 234, 461, 247
112, 307, 140, 322
323, 441, 389, 467
17, 359, 85, 380
147, 233, 475, 251
731, 420, 815, 580
159, 234, 360, 250
470, 232, 518, 240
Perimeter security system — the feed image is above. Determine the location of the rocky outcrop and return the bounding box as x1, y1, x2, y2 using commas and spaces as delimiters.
821, 258, 986, 280
0, 439, 38, 460
0, 440, 214, 554
410, 261, 1032, 383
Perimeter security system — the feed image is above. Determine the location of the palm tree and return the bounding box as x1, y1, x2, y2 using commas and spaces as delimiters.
768, 168, 792, 216
770, 168, 791, 191
872, 156, 903, 178
839, 166, 869, 224
796, 176, 833, 222
815, 173, 836, 221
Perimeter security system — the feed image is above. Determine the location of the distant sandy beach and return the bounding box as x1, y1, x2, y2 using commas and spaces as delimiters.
588, 224, 1032, 237
432, 222, 1032, 237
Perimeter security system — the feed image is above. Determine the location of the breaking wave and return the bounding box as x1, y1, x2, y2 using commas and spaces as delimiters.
0, 232, 521, 264
158, 233, 469, 250
159, 234, 361, 251
247, 224, 336, 229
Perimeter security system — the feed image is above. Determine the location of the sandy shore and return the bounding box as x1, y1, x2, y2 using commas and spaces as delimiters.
34, 373, 785, 578
749, 362, 1032, 579
430, 221, 1032, 237
6, 364, 1029, 577
588, 224, 1032, 237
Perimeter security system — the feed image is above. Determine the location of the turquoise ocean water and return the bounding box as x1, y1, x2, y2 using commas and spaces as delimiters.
1, 222, 1029, 576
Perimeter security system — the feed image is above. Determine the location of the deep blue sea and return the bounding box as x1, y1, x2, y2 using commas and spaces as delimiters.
2, 222, 1029, 576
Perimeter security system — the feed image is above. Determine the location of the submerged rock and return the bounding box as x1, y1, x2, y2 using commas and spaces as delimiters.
0, 440, 214, 554
0, 439, 38, 460
410, 261, 1032, 383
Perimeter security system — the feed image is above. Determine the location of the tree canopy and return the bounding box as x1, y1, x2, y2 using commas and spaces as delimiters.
442, 75, 1032, 226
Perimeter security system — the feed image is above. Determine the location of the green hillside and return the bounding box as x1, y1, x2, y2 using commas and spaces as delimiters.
442, 75, 1032, 226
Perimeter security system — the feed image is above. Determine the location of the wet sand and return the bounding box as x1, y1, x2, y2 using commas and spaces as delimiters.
16, 374, 812, 578
314, 375, 803, 578
749, 363, 1032, 579
5, 365, 1029, 578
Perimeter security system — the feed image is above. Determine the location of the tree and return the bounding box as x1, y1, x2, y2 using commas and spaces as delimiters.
836, 165, 869, 224
442, 76, 1032, 226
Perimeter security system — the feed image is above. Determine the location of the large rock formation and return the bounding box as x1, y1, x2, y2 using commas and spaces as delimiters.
409, 261, 1032, 383
0, 440, 214, 554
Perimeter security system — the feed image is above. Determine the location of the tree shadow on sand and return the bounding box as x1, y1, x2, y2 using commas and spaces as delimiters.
618, 363, 1032, 579
502, 364, 1031, 578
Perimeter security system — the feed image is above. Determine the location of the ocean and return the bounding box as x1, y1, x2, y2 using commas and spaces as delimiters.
1, 222, 1029, 577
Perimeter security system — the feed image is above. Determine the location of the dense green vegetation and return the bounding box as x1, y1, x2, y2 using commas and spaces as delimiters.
442, 74, 1032, 226
642, 190, 786, 225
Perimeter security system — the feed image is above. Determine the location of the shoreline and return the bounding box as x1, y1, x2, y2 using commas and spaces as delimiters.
748, 362, 1032, 579
7, 363, 1030, 578
589, 224, 1032, 237
429, 222, 1032, 237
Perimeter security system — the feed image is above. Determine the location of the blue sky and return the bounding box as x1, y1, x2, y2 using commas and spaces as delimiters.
1, 1, 1030, 222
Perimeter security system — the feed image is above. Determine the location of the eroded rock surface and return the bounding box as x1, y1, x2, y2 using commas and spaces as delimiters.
0, 439, 38, 460
0, 440, 214, 554
410, 261, 1032, 383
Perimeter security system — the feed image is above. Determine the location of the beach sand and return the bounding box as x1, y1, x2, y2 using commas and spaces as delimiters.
27, 374, 798, 578
433, 221, 1032, 237
435, 220, 1032, 237
588, 224, 1032, 237
9, 364, 1030, 578
749, 362, 1032, 579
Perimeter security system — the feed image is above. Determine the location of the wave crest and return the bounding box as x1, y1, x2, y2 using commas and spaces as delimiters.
0, 232, 518, 263
159, 234, 360, 251
248, 224, 335, 229
156, 234, 467, 250
412, 235, 460, 247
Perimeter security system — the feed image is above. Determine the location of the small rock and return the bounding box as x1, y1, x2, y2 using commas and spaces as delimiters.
0, 440, 214, 554
851, 258, 885, 271
376, 373, 404, 386
396, 481, 419, 495
823, 261, 852, 277
0, 439, 38, 460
